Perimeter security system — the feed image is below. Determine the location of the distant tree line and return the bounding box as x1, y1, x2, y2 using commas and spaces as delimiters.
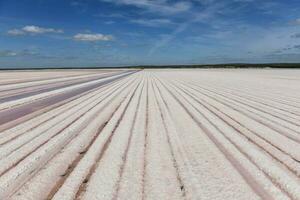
1, 63, 300, 70
133, 63, 300, 69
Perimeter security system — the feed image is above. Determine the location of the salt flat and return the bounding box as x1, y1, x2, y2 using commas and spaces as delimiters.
0, 69, 299, 200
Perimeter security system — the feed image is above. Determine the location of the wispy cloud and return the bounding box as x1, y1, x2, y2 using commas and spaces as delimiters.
100, 0, 191, 14
7, 25, 63, 36
146, 0, 297, 56
104, 21, 115, 25
94, 13, 127, 19
291, 33, 300, 38
70, 1, 84, 7
70, 1, 88, 13
293, 44, 300, 49
73, 33, 114, 41
290, 18, 300, 25
0, 49, 38, 57
7, 29, 25, 36
148, 1, 226, 55
0, 50, 18, 57
130, 18, 174, 27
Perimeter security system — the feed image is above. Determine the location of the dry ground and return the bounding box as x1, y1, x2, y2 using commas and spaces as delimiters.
0, 69, 299, 200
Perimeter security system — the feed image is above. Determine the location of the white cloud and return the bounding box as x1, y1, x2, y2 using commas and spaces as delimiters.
131, 18, 174, 27
7, 25, 63, 36
73, 33, 113, 41
22, 25, 63, 34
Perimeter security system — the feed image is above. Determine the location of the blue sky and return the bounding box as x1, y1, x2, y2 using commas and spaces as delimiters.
1, 0, 300, 68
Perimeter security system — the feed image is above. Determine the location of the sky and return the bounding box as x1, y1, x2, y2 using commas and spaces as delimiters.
0, 0, 300, 68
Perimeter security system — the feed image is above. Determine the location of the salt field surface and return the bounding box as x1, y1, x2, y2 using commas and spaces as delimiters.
0, 69, 300, 200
